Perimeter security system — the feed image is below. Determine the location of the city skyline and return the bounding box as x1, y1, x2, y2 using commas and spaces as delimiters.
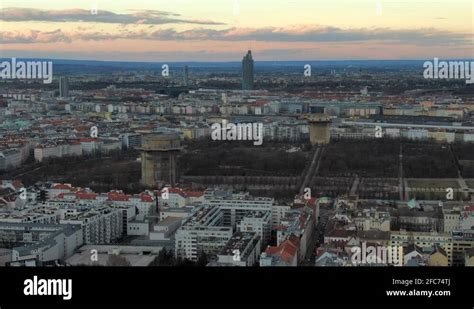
1, 0, 473, 61
1, 1, 473, 306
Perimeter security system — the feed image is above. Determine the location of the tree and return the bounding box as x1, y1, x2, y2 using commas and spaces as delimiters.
0, 231, 15, 249
197, 251, 209, 266
106, 254, 131, 266
150, 249, 176, 266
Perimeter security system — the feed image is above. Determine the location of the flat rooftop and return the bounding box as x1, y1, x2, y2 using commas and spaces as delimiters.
66, 245, 162, 266
219, 232, 259, 256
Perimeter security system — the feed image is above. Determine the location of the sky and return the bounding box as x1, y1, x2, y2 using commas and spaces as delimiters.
0, 0, 473, 61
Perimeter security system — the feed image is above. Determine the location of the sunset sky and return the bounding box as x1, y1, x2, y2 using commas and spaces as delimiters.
0, 0, 473, 61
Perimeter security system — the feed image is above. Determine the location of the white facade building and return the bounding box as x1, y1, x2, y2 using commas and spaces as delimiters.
237, 210, 271, 248
175, 206, 232, 261
60, 206, 123, 244
215, 232, 261, 266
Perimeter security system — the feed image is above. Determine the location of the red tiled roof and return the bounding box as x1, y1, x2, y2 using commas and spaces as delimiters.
251, 99, 269, 106
108, 194, 129, 202
12, 180, 24, 189
140, 194, 154, 202
76, 192, 98, 200
168, 187, 186, 196
57, 192, 80, 199
79, 138, 99, 143
75, 126, 89, 132
265, 235, 299, 264
51, 183, 72, 190
185, 191, 203, 197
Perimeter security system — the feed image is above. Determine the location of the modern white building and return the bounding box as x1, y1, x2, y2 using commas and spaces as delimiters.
66, 245, 162, 266
60, 206, 123, 244
215, 232, 261, 266
237, 210, 271, 249
150, 216, 182, 240
0, 223, 83, 266
47, 188, 155, 234
159, 206, 193, 221
175, 206, 233, 261
127, 220, 150, 236
203, 189, 274, 228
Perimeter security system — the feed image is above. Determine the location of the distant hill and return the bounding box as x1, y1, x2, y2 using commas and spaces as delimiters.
1, 58, 472, 75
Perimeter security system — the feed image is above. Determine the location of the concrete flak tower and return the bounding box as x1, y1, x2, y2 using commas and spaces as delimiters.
308, 114, 331, 145
141, 133, 181, 188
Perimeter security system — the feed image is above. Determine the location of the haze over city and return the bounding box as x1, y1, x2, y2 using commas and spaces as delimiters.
1, 0, 473, 61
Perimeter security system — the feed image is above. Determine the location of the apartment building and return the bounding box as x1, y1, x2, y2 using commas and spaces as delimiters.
204, 189, 293, 227
353, 208, 391, 232
175, 206, 233, 261
237, 210, 271, 249
390, 230, 453, 265
0, 223, 83, 266
215, 232, 261, 266
452, 229, 474, 266
34, 141, 81, 162
59, 206, 123, 244
275, 209, 314, 262
442, 208, 461, 233
0, 149, 22, 171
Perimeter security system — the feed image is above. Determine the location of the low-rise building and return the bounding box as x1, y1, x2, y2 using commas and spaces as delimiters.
237, 210, 271, 249
150, 216, 182, 240
390, 230, 453, 265
260, 234, 299, 266
0, 223, 83, 266
34, 140, 81, 162
215, 232, 261, 266
465, 248, 474, 266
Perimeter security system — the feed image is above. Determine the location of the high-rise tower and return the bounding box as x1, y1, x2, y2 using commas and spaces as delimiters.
59, 76, 69, 98
242, 50, 254, 90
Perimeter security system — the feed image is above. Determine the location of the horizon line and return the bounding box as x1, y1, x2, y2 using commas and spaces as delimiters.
1, 57, 474, 64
